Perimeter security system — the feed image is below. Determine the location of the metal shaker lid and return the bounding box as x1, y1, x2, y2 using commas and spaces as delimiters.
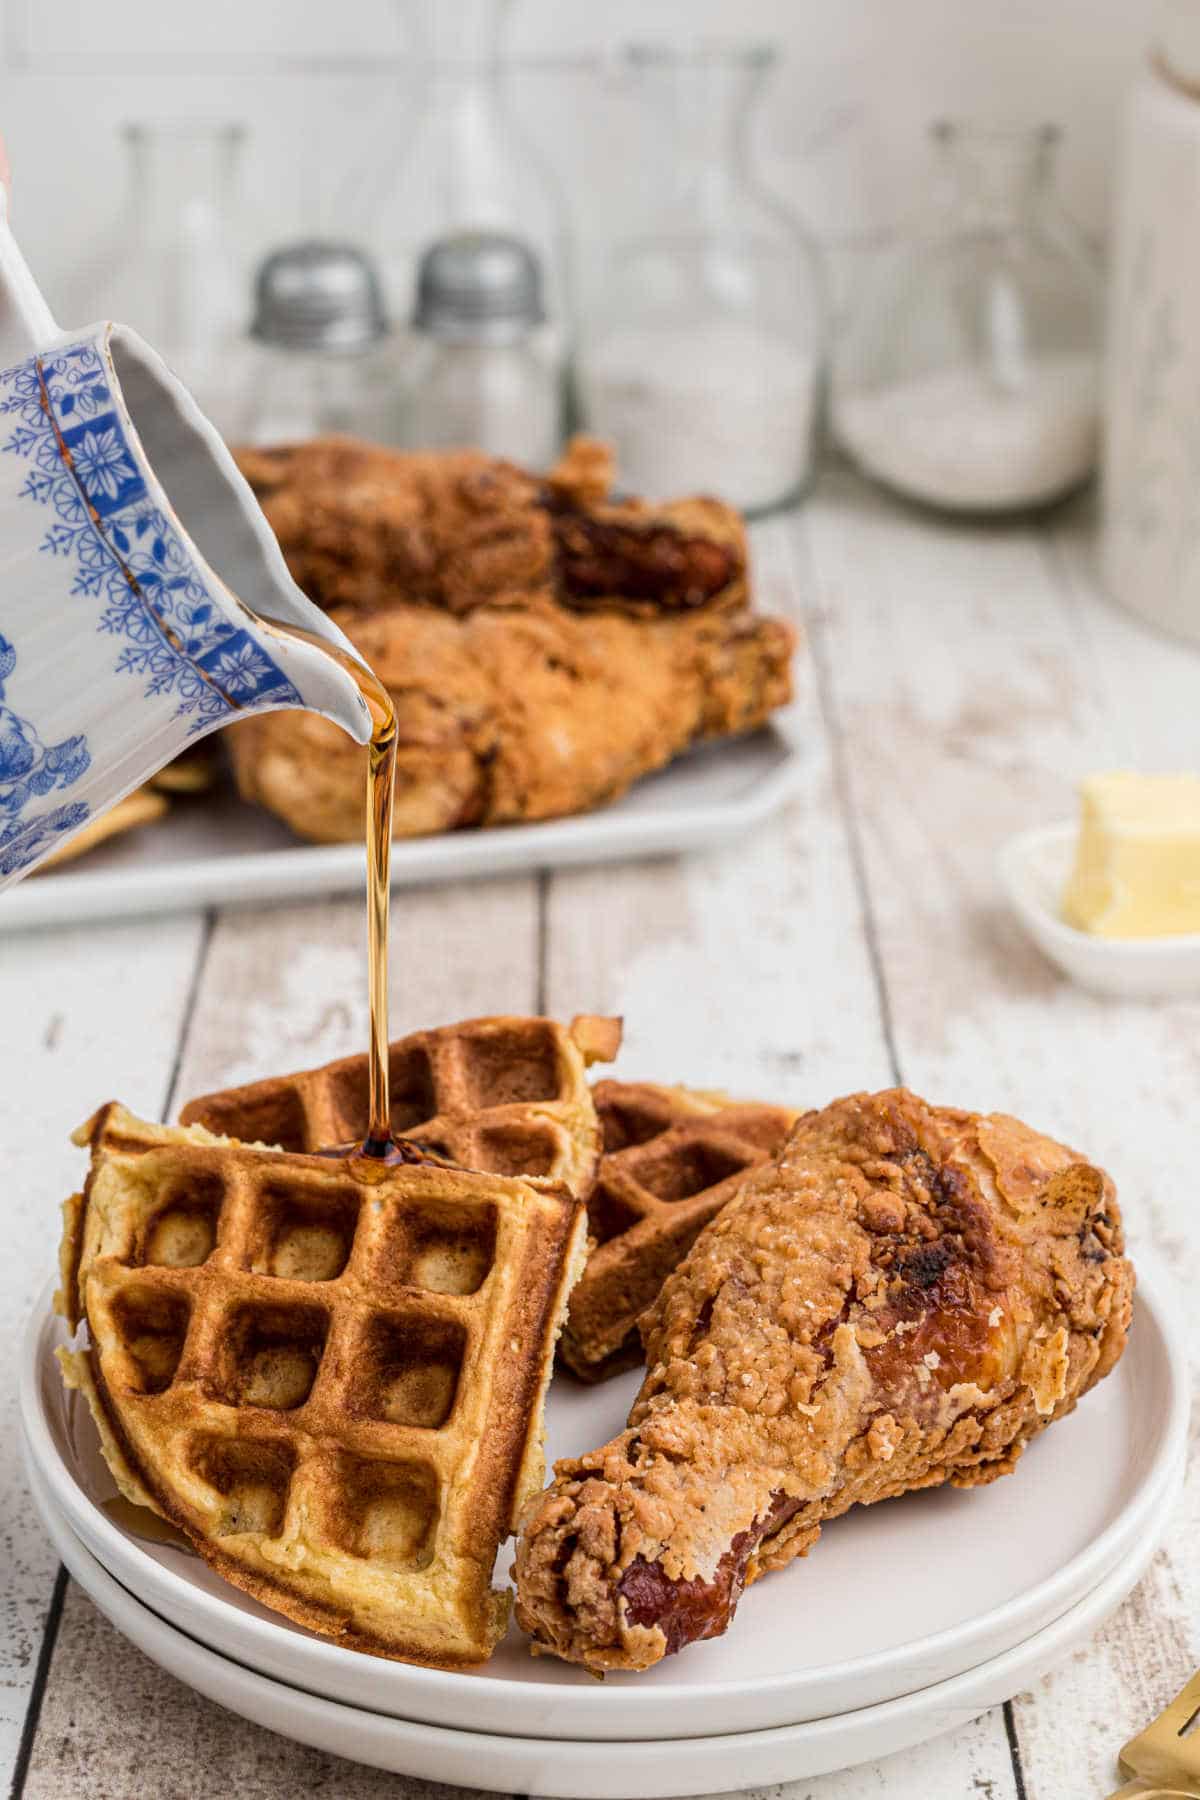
412, 231, 545, 343
250, 241, 388, 353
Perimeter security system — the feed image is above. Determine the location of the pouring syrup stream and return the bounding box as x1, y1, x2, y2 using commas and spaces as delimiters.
261, 621, 406, 1168
361, 676, 398, 1160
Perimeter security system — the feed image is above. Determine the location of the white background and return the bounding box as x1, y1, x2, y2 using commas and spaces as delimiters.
0, 0, 1155, 332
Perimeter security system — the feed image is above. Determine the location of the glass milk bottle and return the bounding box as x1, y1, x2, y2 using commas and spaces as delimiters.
1102, 1, 1200, 644
579, 43, 826, 515
832, 123, 1102, 514
85, 123, 248, 418
360, 0, 572, 373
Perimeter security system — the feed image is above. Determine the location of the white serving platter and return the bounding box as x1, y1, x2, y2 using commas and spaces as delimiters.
0, 726, 801, 932
27, 1451, 1181, 1799
23, 1270, 1188, 1743
999, 820, 1200, 998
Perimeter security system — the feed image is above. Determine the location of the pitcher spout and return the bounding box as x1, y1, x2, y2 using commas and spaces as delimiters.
102, 325, 375, 746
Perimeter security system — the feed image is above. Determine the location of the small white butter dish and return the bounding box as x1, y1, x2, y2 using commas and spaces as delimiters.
998, 822, 1200, 998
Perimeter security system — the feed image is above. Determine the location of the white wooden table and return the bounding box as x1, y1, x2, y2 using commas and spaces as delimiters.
2, 472, 1197, 1800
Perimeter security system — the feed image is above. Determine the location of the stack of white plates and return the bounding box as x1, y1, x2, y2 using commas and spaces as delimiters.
20, 1276, 1187, 1798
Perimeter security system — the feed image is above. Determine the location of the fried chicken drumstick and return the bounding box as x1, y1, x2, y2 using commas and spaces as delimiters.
234, 436, 747, 620
514, 1088, 1133, 1673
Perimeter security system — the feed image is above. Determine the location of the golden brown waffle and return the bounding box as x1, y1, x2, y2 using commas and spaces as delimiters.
178, 1015, 621, 1200
57, 1104, 589, 1667
561, 1081, 800, 1381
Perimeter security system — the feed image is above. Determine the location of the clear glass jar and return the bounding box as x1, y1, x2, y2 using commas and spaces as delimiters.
579, 44, 826, 516
354, 0, 572, 355
1101, 22, 1200, 644
832, 123, 1102, 515
87, 123, 248, 412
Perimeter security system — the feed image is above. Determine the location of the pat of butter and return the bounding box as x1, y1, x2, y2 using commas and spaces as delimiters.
1062, 772, 1200, 938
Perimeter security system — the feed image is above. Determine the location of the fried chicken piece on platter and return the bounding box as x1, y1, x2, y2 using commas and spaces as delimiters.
234, 436, 747, 621
228, 597, 794, 843
514, 1088, 1133, 1673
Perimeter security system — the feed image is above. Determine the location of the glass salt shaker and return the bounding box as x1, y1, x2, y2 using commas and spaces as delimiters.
398, 231, 562, 465
832, 122, 1102, 515
227, 242, 402, 447
579, 43, 826, 515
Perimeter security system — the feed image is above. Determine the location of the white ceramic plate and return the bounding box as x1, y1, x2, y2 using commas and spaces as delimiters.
0, 727, 801, 931
23, 1271, 1188, 1742
999, 821, 1200, 998
26, 1452, 1181, 1799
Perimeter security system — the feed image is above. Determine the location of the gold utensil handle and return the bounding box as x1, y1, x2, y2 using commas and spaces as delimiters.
1116, 1666, 1200, 1796
1106, 1781, 1200, 1798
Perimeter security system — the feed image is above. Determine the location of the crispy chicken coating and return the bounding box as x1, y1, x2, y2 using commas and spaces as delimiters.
228, 598, 794, 842
513, 1088, 1133, 1672
235, 436, 747, 620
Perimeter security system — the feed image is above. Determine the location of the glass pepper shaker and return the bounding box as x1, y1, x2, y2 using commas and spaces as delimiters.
832, 122, 1102, 515
227, 241, 402, 447
579, 43, 826, 515
398, 230, 562, 465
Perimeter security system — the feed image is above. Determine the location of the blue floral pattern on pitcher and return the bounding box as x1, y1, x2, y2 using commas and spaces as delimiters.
0, 337, 303, 877
0, 631, 90, 878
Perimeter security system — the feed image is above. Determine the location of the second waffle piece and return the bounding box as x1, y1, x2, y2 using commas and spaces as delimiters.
562, 1082, 799, 1380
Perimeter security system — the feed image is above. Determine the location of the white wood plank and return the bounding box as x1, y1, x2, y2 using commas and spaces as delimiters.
0, 909, 205, 1784
803, 476, 1200, 1800
169, 880, 541, 1107
1048, 508, 1200, 774
544, 517, 1020, 1800
21, 1583, 496, 1800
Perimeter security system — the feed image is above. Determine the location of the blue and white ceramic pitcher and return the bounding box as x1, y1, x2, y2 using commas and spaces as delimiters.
0, 191, 375, 888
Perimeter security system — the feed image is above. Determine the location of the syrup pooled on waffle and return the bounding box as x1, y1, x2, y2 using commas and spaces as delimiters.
179, 1014, 621, 1200
562, 1081, 799, 1380
56, 1102, 591, 1667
